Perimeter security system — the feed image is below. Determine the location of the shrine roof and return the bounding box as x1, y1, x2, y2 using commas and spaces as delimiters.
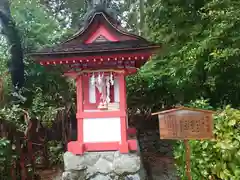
63, 12, 148, 44
29, 11, 161, 58
30, 40, 159, 56
152, 107, 215, 116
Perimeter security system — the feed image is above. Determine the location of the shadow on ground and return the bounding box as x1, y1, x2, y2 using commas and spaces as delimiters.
137, 118, 179, 180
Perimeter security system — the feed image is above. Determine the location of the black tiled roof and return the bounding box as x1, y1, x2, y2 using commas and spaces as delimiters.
29, 10, 161, 59
30, 40, 159, 55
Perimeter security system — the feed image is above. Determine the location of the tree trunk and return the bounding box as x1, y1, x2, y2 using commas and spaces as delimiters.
139, 0, 144, 36
0, 0, 24, 90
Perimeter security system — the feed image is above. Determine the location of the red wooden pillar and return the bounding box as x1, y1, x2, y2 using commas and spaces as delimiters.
76, 75, 83, 113
119, 73, 128, 153
11, 161, 16, 180
83, 75, 90, 106
76, 75, 84, 154
20, 153, 26, 180
68, 75, 84, 155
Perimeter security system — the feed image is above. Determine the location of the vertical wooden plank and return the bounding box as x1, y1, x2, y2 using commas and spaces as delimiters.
119, 73, 127, 114
184, 140, 192, 180
118, 73, 128, 153
76, 75, 83, 113
20, 153, 26, 180
159, 115, 167, 139
76, 75, 84, 149
11, 160, 16, 180
27, 141, 34, 180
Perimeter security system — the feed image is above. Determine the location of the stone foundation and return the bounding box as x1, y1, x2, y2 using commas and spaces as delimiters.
62, 151, 146, 180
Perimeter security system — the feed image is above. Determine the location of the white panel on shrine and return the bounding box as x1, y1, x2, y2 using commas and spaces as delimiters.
114, 77, 120, 103
83, 117, 121, 143
89, 78, 96, 103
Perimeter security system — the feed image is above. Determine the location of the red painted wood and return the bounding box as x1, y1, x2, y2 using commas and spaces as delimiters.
77, 118, 84, 147
65, 14, 138, 44
127, 128, 137, 136
76, 76, 83, 113
20, 154, 26, 180
65, 56, 140, 154
64, 68, 137, 77
128, 139, 138, 151
39, 53, 152, 65
35, 13, 160, 154
76, 75, 84, 153
119, 74, 127, 112
83, 76, 90, 105
77, 111, 124, 119
84, 142, 119, 151
84, 103, 98, 110
118, 74, 129, 153
119, 118, 129, 153
68, 140, 137, 154
85, 24, 119, 43
67, 141, 84, 155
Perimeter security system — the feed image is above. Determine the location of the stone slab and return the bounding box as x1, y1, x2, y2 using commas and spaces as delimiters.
62, 151, 146, 180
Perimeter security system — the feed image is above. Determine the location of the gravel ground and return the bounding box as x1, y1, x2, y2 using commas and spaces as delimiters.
37, 167, 62, 180
138, 128, 179, 180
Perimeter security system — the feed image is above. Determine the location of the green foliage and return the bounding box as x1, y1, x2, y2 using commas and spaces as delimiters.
31, 88, 59, 128
11, 0, 66, 50
6, 0, 75, 117
174, 99, 240, 180
126, 0, 240, 108
142, 1, 240, 177
47, 141, 64, 166
2, 0, 240, 178
185, 98, 214, 111
0, 138, 13, 180
0, 105, 26, 131
0, 0, 75, 172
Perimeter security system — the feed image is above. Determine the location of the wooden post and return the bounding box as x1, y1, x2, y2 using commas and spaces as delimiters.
11, 161, 16, 180
153, 108, 215, 180
119, 74, 128, 153
184, 140, 192, 180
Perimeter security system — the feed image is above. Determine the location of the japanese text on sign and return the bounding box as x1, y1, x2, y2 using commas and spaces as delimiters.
159, 112, 213, 140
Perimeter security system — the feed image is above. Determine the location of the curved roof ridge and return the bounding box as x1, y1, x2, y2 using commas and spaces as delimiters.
61, 12, 148, 45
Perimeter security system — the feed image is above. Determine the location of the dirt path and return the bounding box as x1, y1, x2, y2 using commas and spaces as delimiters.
37, 167, 62, 180
37, 126, 178, 180
139, 129, 179, 180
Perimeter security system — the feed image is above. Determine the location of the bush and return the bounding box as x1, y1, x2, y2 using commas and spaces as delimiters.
174, 100, 240, 180
0, 138, 13, 180
47, 141, 64, 166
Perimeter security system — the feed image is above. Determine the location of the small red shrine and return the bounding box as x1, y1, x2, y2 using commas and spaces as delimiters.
30, 3, 160, 155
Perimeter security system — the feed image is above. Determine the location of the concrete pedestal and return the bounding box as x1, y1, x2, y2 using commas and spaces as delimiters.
62, 151, 146, 180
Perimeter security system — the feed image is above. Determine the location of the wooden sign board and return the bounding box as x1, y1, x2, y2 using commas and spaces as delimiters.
153, 107, 214, 140
152, 107, 215, 180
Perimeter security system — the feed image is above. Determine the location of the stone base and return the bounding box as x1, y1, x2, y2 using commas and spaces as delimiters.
62, 151, 146, 180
